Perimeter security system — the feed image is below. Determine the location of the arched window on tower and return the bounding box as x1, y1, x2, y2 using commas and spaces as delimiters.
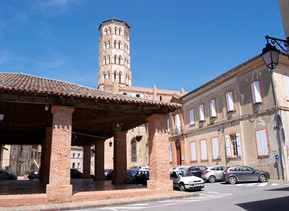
107, 55, 110, 64
104, 28, 107, 35
108, 41, 111, 48
118, 41, 121, 49
119, 27, 122, 35
108, 27, 111, 34
103, 72, 107, 79
114, 55, 117, 64
114, 71, 117, 80
103, 56, 106, 65
114, 40, 117, 48
114, 26, 117, 34
119, 72, 122, 83
131, 139, 137, 162
107, 71, 110, 79
118, 56, 121, 65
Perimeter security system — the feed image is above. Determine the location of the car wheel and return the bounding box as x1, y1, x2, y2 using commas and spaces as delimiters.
228, 176, 237, 184
179, 182, 186, 191
208, 175, 216, 183
259, 174, 267, 183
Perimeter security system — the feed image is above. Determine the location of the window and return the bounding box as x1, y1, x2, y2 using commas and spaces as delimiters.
174, 114, 181, 134
283, 75, 289, 100
200, 140, 207, 160
225, 133, 241, 158
199, 104, 205, 121
118, 55, 121, 64
251, 81, 262, 104
189, 109, 195, 125
118, 72, 122, 83
131, 139, 137, 162
78, 153, 81, 158
190, 142, 197, 161
72, 153, 75, 158
118, 41, 121, 49
210, 99, 217, 117
226, 91, 234, 112
256, 129, 269, 156
167, 118, 170, 133
211, 137, 220, 159
114, 40, 117, 48
114, 71, 117, 80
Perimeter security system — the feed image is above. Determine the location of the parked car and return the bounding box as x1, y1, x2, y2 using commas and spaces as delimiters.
222, 165, 270, 184
170, 165, 188, 172
134, 170, 149, 185
28, 170, 39, 180
201, 165, 226, 183
187, 166, 207, 177
170, 170, 205, 191
70, 168, 82, 178
104, 169, 113, 180
127, 169, 138, 184
0, 169, 17, 180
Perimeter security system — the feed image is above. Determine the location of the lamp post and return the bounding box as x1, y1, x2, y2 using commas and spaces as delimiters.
261, 35, 289, 180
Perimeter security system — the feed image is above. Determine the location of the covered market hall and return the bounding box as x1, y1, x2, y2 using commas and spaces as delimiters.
0, 72, 181, 206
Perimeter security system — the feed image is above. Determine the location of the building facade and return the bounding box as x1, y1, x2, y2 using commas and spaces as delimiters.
169, 53, 289, 180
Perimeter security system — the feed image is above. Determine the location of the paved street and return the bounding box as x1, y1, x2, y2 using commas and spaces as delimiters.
76, 181, 289, 211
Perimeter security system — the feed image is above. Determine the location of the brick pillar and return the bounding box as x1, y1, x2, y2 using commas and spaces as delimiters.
93, 140, 105, 181
46, 106, 74, 203
112, 131, 127, 184
171, 139, 178, 166
42, 128, 52, 185
83, 145, 91, 179
146, 114, 173, 193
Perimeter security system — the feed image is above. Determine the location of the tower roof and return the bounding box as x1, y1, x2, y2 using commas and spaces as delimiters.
98, 19, 131, 30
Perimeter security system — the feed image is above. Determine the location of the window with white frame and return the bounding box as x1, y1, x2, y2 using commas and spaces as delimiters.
175, 114, 181, 134
283, 75, 289, 100
189, 109, 195, 125
251, 81, 262, 104
225, 133, 241, 158
199, 104, 205, 121
211, 137, 220, 159
200, 140, 208, 160
255, 129, 269, 156
210, 99, 217, 117
190, 142, 197, 161
226, 91, 234, 112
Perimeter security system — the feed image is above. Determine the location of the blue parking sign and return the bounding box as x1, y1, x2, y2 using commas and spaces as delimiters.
275, 155, 280, 161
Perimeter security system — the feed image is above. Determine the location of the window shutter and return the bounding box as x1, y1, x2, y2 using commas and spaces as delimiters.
225, 135, 231, 157
211, 138, 219, 159
210, 99, 217, 117
251, 81, 262, 103
175, 114, 181, 134
256, 130, 269, 156
200, 140, 207, 160
236, 133, 242, 156
189, 109, 195, 125
226, 92, 234, 111
167, 118, 170, 133
190, 142, 197, 161
283, 76, 289, 100
199, 104, 205, 121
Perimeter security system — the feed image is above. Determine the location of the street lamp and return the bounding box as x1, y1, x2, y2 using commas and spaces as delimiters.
261, 35, 289, 69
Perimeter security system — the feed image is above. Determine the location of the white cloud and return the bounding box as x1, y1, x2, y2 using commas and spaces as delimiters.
37, 0, 78, 8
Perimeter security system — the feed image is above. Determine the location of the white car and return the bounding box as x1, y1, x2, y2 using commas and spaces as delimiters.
170, 170, 205, 191
170, 165, 188, 172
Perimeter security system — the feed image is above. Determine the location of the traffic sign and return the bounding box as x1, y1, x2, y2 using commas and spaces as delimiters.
275, 154, 280, 161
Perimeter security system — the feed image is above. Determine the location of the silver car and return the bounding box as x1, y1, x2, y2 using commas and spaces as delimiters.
201, 165, 226, 183
222, 165, 270, 184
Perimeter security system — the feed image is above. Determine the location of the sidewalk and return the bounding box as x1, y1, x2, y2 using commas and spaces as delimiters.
2, 191, 199, 211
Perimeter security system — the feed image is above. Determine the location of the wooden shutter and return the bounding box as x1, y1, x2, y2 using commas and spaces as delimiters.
251, 81, 262, 103
236, 133, 242, 156
225, 135, 231, 158
190, 142, 197, 161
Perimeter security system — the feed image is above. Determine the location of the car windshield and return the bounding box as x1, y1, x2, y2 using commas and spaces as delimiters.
178, 170, 193, 177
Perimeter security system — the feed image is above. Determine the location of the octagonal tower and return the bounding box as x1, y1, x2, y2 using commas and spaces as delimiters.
97, 19, 131, 90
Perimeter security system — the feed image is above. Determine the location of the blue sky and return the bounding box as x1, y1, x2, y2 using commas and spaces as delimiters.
0, 0, 285, 92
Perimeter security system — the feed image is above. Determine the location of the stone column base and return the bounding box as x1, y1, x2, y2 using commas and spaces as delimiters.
46, 184, 72, 203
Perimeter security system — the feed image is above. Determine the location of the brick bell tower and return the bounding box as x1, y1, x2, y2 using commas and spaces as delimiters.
97, 19, 131, 90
